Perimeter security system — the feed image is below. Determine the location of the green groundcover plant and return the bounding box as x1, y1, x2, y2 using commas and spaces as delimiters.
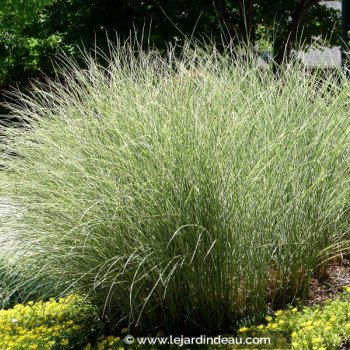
87, 286, 350, 350
0, 294, 97, 349
1, 41, 350, 335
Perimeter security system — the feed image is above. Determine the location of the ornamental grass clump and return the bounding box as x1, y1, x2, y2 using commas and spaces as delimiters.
1, 41, 350, 334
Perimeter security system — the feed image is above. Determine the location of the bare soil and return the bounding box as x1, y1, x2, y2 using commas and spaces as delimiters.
306, 257, 350, 306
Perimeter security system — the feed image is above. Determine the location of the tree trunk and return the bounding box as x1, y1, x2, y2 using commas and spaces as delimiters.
215, 0, 238, 38
215, 0, 255, 46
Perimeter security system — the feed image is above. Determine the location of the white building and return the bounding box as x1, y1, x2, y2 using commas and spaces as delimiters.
300, 1, 341, 67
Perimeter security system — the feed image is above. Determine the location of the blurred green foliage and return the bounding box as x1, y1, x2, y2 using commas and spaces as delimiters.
0, 0, 342, 96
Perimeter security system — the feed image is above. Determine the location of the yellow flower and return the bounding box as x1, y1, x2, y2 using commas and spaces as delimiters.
60, 339, 69, 346
292, 307, 298, 313
239, 327, 249, 332
301, 321, 312, 328
266, 316, 273, 322
311, 338, 322, 344
275, 310, 283, 316
344, 286, 350, 293
257, 325, 264, 330
121, 327, 128, 333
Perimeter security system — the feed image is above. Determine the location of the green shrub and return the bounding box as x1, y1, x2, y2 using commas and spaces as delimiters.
1, 42, 350, 334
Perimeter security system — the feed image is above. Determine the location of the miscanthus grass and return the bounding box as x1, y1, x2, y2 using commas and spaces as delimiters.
1, 42, 350, 335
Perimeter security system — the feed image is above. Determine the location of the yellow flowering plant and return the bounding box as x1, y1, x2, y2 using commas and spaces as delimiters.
3, 288, 350, 349
247, 286, 350, 350
0, 294, 97, 350
86, 287, 350, 349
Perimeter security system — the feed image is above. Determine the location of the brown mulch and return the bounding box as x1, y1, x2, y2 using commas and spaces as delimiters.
306, 257, 350, 306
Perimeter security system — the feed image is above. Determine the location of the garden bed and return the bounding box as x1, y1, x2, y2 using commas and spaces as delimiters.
1, 287, 350, 349
307, 258, 350, 306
